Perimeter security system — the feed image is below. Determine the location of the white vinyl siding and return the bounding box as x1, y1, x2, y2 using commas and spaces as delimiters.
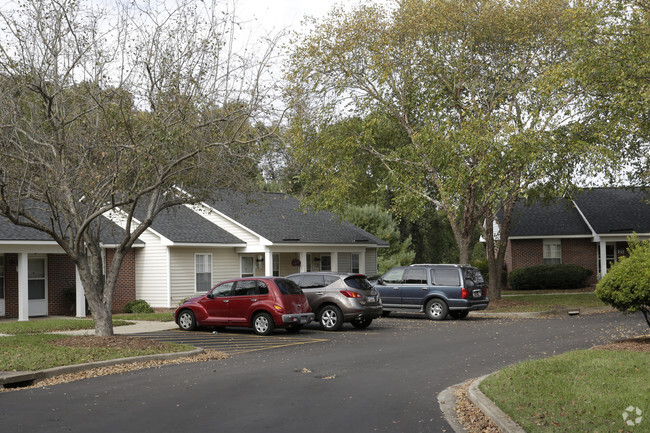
365, 248, 378, 276
134, 230, 169, 308
170, 248, 239, 306
337, 253, 351, 273
543, 239, 562, 265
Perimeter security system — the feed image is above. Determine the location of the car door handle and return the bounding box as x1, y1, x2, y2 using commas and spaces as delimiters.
315, 292, 324, 295
393, 287, 399, 290
251, 298, 258, 302
223, 300, 229, 303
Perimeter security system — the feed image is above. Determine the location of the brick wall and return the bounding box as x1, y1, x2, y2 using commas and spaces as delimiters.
47, 254, 77, 316
4, 254, 17, 318
507, 238, 598, 285
106, 249, 137, 313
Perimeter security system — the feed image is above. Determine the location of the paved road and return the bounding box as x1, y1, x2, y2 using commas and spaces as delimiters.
0, 311, 645, 432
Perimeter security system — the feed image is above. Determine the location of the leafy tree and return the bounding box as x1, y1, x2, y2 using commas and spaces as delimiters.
0, 0, 282, 335
339, 204, 415, 275
596, 238, 650, 328
286, 0, 598, 298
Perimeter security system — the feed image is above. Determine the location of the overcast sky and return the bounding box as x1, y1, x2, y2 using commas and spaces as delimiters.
234, 0, 343, 34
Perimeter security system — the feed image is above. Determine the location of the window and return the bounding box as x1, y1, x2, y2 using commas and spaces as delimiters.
382, 268, 404, 284
195, 254, 212, 292
210, 281, 233, 297
543, 239, 562, 265
597, 243, 616, 275
241, 257, 254, 277
320, 255, 331, 271
28, 257, 46, 300
273, 254, 280, 277
0, 255, 4, 300
403, 268, 427, 284
433, 269, 461, 286
306, 254, 312, 272
233, 280, 257, 296
351, 253, 360, 274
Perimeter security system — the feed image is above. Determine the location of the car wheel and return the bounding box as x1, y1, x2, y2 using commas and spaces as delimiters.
351, 318, 372, 329
424, 298, 449, 321
285, 324, 302, 334
381, 311, 391, 318
177, 310, 197, 331
449, 310, 469, 320
252, 312, 275, 336
319, 305, 344, 331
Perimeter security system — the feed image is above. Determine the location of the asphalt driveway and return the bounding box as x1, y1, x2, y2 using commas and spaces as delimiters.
1, 311, 646, 432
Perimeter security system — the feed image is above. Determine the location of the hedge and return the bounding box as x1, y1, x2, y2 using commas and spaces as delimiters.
508, 264, 593, 291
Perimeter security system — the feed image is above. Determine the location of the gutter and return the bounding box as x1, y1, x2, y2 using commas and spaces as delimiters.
572, 200, 599, 241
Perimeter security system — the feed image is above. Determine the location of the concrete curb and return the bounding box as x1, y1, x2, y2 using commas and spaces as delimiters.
473, 306, 613, 319
438, 384, 468, 433
1, 347, 204, 388
467, 374, 526, 433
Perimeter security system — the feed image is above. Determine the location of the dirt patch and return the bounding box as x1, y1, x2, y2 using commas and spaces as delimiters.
486, 299, 532, 310
593, 335, 650, 353
51, 335, 176, 351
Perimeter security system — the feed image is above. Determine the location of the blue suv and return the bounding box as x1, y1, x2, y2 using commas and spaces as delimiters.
374, 264, 488, 320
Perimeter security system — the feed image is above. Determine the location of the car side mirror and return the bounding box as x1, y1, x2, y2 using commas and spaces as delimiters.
377, 277, 384, 285
207, 293, 214, 299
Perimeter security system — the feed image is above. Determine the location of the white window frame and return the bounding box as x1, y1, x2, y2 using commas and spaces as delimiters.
241, 256, 254, 277
543, 239, 562, 265
195, 253, 213, 292
351, 253, 360, 274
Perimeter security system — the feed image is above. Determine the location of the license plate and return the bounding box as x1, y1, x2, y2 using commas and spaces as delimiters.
367, 296, 376, 303
300, 316, 309, 324
473, 290, 482, 298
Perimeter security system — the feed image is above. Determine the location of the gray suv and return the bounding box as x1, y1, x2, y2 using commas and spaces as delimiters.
286, 272, 383, 331
374, 264, 488, 320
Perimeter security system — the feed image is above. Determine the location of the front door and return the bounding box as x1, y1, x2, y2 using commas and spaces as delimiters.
28, 257, 47, 317
0, 255, 5, 316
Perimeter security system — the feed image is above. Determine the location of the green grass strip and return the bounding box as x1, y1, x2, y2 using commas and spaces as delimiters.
0, 318, 133, 335
480, 350, 650, 432
113, 312, 174, 321
488, 293, 607, 312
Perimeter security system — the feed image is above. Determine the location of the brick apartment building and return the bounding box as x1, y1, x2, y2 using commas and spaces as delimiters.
505, 188, 650, 284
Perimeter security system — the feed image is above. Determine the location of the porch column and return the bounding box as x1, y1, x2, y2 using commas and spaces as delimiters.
299, 252, 307, 273
17, 253, 29, 321
75, 266, 86, 318
264, 250, 273, 277
599, 240, 608, 278
331, 251, 338, 272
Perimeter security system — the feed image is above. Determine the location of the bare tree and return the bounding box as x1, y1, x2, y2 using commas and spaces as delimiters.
0, 0, 283, 335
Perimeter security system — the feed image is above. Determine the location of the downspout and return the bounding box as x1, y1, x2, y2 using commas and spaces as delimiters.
572, 200, 606, 277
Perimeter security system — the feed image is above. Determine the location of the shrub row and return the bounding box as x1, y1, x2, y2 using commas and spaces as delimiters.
123, 299, 154, 314
509, 264, 593, 291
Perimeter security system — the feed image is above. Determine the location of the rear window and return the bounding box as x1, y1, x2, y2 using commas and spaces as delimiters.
463, 268, 485, 284
274, 278, 304, 295
344, 275, 373, 291
432, 269, 461, 286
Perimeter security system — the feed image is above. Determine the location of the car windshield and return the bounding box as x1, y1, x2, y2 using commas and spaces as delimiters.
344, 275, 373, 291
275, 278, 304, 295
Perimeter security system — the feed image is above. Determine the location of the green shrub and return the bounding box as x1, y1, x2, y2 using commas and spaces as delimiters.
123, 299, 154, 314
508, 264, 593, 291
595, 239, 650, 328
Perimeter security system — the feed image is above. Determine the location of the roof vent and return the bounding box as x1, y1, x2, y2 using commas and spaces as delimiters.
282, 238, 300, 242
354, 239, 369, 242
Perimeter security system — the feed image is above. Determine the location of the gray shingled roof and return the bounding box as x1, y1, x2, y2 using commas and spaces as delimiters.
509, 188, 650, 237
205, 191, 389, 246
137, 205, 244, 244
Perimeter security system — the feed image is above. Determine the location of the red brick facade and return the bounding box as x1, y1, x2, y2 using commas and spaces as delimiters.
0, 250, 136, 319
506, 238, 599, 285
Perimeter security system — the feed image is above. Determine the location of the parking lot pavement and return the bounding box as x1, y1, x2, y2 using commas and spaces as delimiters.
133, 329, 329, 356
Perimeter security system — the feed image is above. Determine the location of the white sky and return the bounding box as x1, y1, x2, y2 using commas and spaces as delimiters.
234, 0, 344, 34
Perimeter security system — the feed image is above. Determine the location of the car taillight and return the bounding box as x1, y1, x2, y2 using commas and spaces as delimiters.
484, 287, 488, 297
461, 288, 469, 299
340, 290, 363, 298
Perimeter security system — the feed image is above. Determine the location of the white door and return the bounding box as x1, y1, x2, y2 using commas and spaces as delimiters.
28, 257, 48, 317
0, 256, 5, 316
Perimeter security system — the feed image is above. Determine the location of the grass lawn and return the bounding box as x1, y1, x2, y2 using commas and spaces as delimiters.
487, 292, 607, 312
0, 318, 133, 335
0, 334, 193, 371
113, 311, 174, 321
480, 349, 650, 432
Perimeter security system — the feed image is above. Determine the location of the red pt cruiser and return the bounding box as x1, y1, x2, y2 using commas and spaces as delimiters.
174, 277, 315, 335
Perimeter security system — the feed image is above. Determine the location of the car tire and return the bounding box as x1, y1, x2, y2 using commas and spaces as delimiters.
351, 318, 372, 329
177, 309, 197, 331
285, 324, 302, 334
424, 298, 449, 321
319, 305, 344, 331
252, 312, 275, 336
381, 310, 391, 317
449, 310, 469, 320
